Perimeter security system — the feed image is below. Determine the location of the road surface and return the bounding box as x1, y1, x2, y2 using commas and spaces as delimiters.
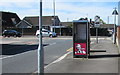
1, 36, 73, 73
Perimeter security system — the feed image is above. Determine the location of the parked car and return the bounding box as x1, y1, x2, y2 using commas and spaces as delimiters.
2, 30, 22, 37
36, 29, 57, 38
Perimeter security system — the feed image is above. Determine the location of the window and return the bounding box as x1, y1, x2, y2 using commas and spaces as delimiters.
11, 18, 17, 25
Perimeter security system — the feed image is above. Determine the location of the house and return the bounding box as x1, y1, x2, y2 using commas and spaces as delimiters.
61, 22, 73, 28
17, 16, 61, 31
0, 11, 21, 30
90, 24, 114, 36
99, 24, 114, 29
58, 22, 73, 36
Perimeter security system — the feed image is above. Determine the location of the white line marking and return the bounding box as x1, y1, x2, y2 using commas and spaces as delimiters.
34, 51, 72, 73
45, 51, 72, 67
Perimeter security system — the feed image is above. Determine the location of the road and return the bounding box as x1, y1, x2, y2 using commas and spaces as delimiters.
1, 36, 73, 73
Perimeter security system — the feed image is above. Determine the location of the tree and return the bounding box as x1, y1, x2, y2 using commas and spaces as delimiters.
67, 24, 73, 28
100, 19, 106, 24
95, 15, 106, 24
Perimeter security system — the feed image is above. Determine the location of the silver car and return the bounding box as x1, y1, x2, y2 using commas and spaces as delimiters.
36, 29, 57, 38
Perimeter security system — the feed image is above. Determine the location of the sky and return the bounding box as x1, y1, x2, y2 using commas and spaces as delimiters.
0, 0, 119, 24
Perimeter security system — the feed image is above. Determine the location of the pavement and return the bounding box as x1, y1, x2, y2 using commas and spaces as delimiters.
117, 38, 120, 75
44, 37, 119, 74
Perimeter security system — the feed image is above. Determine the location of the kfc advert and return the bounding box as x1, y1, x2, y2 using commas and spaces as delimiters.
74, 43, 87, 55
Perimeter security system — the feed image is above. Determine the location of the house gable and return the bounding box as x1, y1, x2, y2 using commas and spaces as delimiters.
16, 20, 32, 28
0, 11, 21, 28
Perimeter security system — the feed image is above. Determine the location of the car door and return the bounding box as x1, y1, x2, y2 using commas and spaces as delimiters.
42, 30, 49, 37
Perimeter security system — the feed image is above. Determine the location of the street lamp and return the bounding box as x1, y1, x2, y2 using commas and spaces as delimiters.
38, 0, 44, 74
53, 0, 56, 32
112, 7, 118, 44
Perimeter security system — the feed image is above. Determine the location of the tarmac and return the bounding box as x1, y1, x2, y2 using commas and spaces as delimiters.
44, 37, 120, 75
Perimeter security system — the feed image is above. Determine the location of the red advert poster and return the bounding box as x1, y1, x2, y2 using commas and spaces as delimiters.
74, 43, 87, 55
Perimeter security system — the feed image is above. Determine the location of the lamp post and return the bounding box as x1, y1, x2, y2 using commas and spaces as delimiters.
38, 0, 44, 74
53, 0, 55, 32
112, 7, 118, 44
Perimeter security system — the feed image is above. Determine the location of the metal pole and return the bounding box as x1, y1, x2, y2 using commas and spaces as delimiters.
113, 14, 116, 44
53, 0, 55, 32
107, 16, 109, 24
112, 7, 119, 44
96, 28, 98, 43
60, 23, 61, 36
38, 0, 44, 74
87, 21, 89, 58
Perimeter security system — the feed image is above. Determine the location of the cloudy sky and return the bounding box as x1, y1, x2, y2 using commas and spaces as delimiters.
0, 0, 119, 24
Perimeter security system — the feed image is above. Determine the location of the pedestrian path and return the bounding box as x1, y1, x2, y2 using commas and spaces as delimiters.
45, 37, 119, 74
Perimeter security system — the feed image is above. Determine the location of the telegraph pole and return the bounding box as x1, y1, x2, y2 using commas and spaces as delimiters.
38, 0, 44, 74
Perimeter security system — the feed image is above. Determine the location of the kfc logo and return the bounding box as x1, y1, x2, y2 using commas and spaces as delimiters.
75, 43, 86, 55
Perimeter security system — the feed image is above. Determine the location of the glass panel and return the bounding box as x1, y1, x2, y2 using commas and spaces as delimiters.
75, 23, 86, 41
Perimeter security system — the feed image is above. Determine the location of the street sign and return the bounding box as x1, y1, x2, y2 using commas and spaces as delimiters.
118, 1, 120, 26
94, 16, 100, 43
94, 16, 100, 28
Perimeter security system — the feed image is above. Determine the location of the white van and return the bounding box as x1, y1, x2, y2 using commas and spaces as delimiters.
36, 29, 57, 38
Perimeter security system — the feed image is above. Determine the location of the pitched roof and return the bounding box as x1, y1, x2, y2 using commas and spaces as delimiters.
0, 11, 21, 27
16, 20, 32, 28
23, 16, 38, 26
23, 16, 60, 26
61, 22, 73, 27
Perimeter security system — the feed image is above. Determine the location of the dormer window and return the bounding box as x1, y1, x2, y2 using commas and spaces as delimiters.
11, 18, 17, 25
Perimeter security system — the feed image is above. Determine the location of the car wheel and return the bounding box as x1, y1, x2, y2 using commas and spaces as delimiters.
17, 35, 21, 38
37, 34, 40, 38
3, 35, 6, 37
14, 35, 17, 38
8, 36, 10, 38
49, 34, 53, 38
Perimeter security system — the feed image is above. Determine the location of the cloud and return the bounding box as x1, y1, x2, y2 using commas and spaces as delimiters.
0, 1, 39, 19
0, 0, 120, 2
0, 0, 39, 2
42, 2, 117, 23
0, 2, 38, 8
0, 1, 118, 24
43, 0, 120, 2
18, 9, 39, 19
